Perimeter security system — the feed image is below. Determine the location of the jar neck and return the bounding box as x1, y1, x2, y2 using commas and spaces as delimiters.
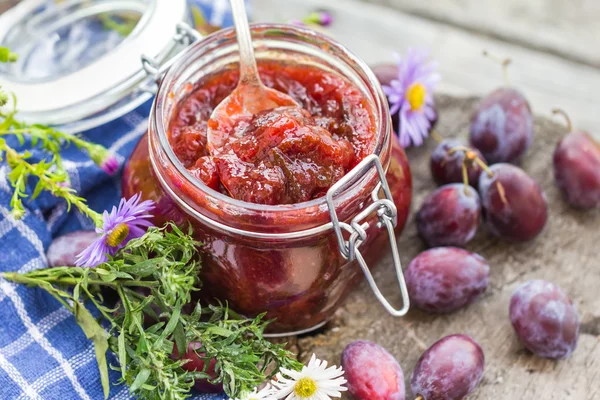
148, 24, 392, 235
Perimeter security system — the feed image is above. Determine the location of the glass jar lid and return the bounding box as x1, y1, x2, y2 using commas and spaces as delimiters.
0, 0, 189, 132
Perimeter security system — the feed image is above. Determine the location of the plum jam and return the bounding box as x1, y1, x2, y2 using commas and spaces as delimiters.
169, 62, 376, 205
122, 25, 412, 334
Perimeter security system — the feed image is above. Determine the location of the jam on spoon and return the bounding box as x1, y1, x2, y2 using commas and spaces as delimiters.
204, 0, 358, 204
206, 0, 297, 151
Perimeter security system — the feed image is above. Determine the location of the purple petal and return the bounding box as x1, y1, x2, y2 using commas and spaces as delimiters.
318, 11, 333, 26
389, 101, 402, 116
101, 155, 119, 176
75, 235, 109, 267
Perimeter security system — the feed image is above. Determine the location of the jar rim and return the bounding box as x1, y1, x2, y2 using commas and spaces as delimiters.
153, 23, 392, 216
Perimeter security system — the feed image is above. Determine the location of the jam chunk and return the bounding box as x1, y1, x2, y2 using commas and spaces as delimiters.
168, 61, 376, 205
211, 106, 354, 205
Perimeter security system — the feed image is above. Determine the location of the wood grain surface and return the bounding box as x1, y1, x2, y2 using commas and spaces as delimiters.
359, 0, 600, 69
254, 0, 600, 136
283, 95, 600, 400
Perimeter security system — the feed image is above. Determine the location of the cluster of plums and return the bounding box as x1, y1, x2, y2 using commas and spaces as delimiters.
340, 246, 579, 400
359, 55, 594, 399
343, 335, 484, 400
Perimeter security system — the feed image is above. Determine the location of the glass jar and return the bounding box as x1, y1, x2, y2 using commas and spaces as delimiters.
122, 24, 413, 335
0, 0, 192, 132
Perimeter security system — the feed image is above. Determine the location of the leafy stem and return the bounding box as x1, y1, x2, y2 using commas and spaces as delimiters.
0, 104, 115, 223
2, 224, 301, 399
2, 143, 103, 224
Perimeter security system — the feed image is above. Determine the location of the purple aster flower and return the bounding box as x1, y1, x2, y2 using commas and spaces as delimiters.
86, 143, 119, 175
382, 48, 440, 148
100, 155, 119, 175
308, 10, 333, 27
293, 10, 333, 27
75, 194, 155, 267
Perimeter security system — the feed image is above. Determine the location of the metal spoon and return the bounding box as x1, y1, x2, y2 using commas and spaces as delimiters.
206, 0, 297, 152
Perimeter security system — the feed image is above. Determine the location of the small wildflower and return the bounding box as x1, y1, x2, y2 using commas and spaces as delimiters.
272, 354, 347, 400
231, 384, 278, 400
303, 11, 333, 27
382, 48, 440, 148
100, 154, 119, 175
290, 10, 333, 28
86, 143, 119, 175
75, 194, 154, 267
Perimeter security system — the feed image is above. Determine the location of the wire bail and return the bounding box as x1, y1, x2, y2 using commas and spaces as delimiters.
139, 22, 204, 94
326, 154, 410, 317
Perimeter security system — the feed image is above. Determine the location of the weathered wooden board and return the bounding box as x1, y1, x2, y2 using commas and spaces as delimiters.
284, 95, 600, 399
254, 0, 600, 136
360, 0, 600, 69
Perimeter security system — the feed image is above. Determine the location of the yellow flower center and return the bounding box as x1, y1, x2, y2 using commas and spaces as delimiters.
405, 82, 427, 111
105, 223, 129, 247
294, 377, 318, 398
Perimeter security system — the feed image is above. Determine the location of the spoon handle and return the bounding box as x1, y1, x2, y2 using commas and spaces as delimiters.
230, 0, 260, 85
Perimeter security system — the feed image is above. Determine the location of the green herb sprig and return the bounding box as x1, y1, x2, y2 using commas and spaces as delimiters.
3, 224, 302, 399
0, 48, 113, 222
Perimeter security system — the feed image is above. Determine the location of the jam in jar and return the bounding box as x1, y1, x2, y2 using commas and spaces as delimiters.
122, 25, 412, 334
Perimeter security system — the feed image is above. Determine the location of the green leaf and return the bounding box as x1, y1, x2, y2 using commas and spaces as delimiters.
173, 320, 187, 358
206, 326, 234, 337
130, 367, 151, 393
117, 331, 127, 380
119, 258, 164, 277
159, 305, 181, 343
74, 301, 110, 399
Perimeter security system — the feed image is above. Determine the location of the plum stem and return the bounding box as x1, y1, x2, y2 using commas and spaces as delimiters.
415, 396, 424, 400
462, 158, 470, 195
496, 181, 509, 205
448, 145, 495, 179
474, 157, 495, 178
430, 129, 444, 143
551, 108, 573, 132
483, 50, 512, 86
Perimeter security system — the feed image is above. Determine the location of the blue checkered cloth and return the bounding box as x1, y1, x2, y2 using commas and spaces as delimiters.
0, 1, 240, 399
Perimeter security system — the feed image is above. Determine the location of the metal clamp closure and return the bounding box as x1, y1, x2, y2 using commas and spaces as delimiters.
326, 154, 410, 317
139, 22, 204, 93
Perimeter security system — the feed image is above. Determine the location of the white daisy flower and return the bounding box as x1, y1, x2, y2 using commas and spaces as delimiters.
271, 354, 347, 400
231, 384, 278, 400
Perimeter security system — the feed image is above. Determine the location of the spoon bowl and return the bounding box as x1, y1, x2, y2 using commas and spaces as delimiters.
206, 0, 297, 153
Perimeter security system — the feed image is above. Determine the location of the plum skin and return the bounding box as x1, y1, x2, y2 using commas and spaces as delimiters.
405, 247, 489, 313
416, 183, 481, 248
430, 139, 487, 188
470, 88, 533, 164
509, 280, 580, 359
553, 130, 600, 209
172, 342, 223, 393
342, 340, 406, 400
478, 163, 547, 242
411, 334, 485, 400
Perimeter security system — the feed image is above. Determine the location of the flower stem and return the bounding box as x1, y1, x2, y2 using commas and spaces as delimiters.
429, 129, 444, 143
551, 108, 573, 133
483, 50, 512, 86
1, 272, 158, 289
3, 146, 103, 226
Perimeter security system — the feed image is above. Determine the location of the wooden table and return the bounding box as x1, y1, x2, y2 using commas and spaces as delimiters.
254, 0, 600, 137
253, 3, 600, 398
282, 95, 600, 399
